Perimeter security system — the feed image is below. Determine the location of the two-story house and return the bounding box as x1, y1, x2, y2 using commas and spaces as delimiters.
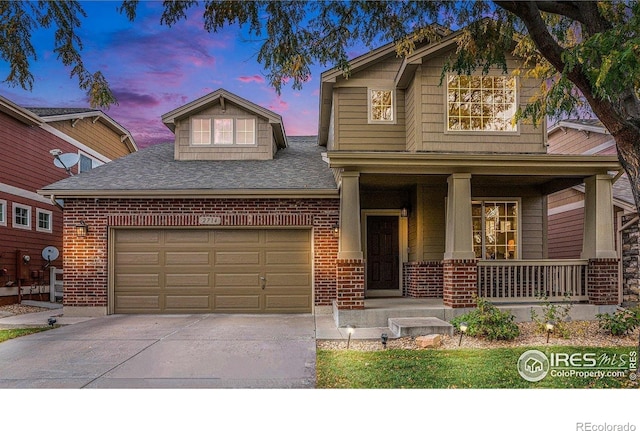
40, 31, 621, 321
0, 95, 137, 305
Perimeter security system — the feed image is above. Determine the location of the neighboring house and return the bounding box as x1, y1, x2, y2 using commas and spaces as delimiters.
0, 95, 137, 305
547, 119, 639, 306
41, 32, 621, 318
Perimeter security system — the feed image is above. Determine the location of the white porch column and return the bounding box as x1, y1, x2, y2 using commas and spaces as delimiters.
581, 174, 617, 259
338, 171, 363, 260
444, 173, 475, 260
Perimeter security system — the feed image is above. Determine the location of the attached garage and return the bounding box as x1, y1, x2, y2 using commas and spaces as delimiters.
112, 228, 312, 314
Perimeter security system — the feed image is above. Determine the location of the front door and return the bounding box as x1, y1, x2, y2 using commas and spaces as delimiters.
366, 216, 399, 293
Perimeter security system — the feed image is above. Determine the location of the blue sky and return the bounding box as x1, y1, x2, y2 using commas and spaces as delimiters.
0, 1, 348, 147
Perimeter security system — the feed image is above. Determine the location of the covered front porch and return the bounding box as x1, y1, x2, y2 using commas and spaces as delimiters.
328, 151, 622, 313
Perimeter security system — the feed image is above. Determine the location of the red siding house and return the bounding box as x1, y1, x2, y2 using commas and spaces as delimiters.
0, 95, 136, 305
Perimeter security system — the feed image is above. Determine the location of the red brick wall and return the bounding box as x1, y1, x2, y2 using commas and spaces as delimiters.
442, 259, 477, 308
404, 261, 443, 297
335, 259, 364, 309
587, 258, 619, 305
63, 197, 339, 309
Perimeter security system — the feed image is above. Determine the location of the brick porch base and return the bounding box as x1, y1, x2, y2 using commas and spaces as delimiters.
335, 259, 364, 310
442, 259, 477, 308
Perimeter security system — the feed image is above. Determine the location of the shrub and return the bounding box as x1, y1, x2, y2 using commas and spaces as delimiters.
530, 292, 573, 338
597, 307, 640, 336
450, 297, 520, 341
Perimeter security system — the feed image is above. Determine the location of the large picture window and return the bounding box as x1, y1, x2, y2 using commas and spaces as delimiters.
213, 119, 234, 145
192, 117, 255, 146
472, 200, 519, 260
447, 75, 517, 132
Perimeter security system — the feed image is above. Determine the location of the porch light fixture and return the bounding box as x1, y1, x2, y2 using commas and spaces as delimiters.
346, 325, 355, 349
458, 322, 468, 346
545, 321, 555, 343
333, 223, 340, 237
381, 333, 388, 349
400, 207, 409, 218
75, 221, 88, 237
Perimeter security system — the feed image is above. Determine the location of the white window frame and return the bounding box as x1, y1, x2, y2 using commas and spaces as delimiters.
36, 208, 53, 233
472, 199, 521, 260
0, 199, 6, 227
13, 203, 31, 230
191, 117, 212, 146
235, 118, 256, 145
446, 74, 518, 133
368, 89, 395, 124
213, 118, 234, 145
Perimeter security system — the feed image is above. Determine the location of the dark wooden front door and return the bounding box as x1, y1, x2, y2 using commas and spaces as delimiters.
366, 216, 399, 291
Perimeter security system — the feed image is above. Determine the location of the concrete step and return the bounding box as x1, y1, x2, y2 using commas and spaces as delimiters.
388, 317, 454, 338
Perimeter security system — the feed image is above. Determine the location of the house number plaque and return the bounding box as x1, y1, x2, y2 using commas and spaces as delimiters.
199, 216, 222, 225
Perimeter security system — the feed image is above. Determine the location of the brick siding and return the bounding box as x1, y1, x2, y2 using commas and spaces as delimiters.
587, 258, 619, 305
442, 259, 477, 308
403, 261, 443, 297
335, 259, 365, 309
63, 197, 339, 309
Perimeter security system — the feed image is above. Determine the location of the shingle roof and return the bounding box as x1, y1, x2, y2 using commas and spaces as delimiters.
41, 136, 337, 195
26, 107, 99, 117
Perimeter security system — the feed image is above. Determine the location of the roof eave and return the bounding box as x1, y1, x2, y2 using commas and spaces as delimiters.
38, 188, 339, 199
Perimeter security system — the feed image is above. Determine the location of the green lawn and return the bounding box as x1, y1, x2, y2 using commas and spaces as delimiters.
0, 327, 51, 343
316, 346, 638, 388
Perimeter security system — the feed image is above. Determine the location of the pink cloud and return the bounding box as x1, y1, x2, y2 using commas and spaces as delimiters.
237, 75, 265, 84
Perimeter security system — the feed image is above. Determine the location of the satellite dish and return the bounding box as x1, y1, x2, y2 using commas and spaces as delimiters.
53, 153, 80, 171
42, 246, 60, 262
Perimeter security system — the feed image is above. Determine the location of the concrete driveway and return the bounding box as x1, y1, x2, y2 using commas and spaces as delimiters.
0, 313, 316, 388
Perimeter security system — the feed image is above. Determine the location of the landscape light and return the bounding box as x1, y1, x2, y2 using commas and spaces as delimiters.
346, 325, 355, 349
459, 322, 468, 346
381, 333, 388, 349
546, 321, 555, 343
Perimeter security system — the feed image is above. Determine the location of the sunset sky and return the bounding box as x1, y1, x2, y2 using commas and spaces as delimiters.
0, 1, 361, 147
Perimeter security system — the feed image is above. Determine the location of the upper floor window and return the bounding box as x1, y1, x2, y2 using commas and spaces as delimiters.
472, 200, 519, 260
36, 208, 52, 233
13, 203, 31, 230
192, 117, 256, 146
79, 152, 104, 173
192, 118, 212, 146
369, 89, 394, 123
447, 75, 517, 132
0, 200, 6, 227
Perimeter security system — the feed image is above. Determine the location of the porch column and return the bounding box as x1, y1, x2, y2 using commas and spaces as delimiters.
582, 174, 619, 305
581, 174, 616, 259
443, 173, 477, 308
336, 171, 364, 310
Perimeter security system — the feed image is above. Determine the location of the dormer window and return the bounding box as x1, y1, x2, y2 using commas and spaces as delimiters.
192, 117, 256, 146
447, 75, 517, 132
369, 89, 394, 123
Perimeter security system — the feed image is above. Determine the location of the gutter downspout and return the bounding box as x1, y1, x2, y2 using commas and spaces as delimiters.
50, 194, 63, 210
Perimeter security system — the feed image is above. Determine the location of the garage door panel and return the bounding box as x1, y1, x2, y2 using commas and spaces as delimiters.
215, 273, 260, 287
215, 295, 261, 310
165, 230, 210, 244
265, 295, 310, 311
165, 273, 210, 287
116, 230, 161, 244
215, 230, 261, 244
116, 273, 160, 288
115, 295, 160, 310
113, 228, 311, 314
215, 251, 261, 265
265, 273, 310, 287
165, 251, 210, 265
116, 251, 160, 265
265, 250, 310, 265
165, 295, 210, 310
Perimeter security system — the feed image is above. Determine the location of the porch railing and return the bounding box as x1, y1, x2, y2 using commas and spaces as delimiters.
477, 260, 589, 303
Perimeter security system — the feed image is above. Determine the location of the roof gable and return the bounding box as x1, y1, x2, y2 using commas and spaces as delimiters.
161, 88, 287, 149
